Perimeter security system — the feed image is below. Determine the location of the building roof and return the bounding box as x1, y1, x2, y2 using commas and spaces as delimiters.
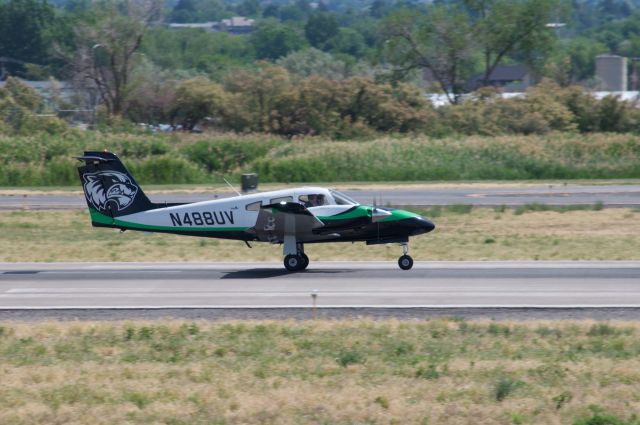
482, 64, 529, 82
168, 22, 215, 29
220, 16, 254, 27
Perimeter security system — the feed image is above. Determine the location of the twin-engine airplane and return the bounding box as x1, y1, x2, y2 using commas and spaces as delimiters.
76, 151, 435, 271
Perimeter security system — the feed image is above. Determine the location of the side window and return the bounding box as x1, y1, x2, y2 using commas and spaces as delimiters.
299, 195, 310, 205
300, 194, 327, 207
245, 201, 262, 211
270, 196, 293, 204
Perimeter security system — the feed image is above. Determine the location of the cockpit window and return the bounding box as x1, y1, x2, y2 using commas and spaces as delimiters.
330, 190, 358, 205
245, 201, 262, 211
299, 194, 328, 207
271, 196, 293, 204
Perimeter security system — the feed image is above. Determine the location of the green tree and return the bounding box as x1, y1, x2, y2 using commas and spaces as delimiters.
250, 20, 306, 60
64, 0, 163, 116
235, 0, 260, 17
141, 28, 254, 72
0, 77, 67, 134
170, 0, 229, 23
326, 28, 367, 58
0, 0, 56, 76
564, 37, 608, 82
171, 77, 227, 130
304, 12, 339, 49
383, 5, 475, 103
276, 48, 353, 80
465, 0, 563, 85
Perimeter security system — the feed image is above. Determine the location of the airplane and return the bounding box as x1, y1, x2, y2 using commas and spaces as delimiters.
75, 151, 435, 271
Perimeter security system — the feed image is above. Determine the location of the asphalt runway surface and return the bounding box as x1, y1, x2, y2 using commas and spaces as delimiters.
2, 184, 639, 210
1, 261, 639, 320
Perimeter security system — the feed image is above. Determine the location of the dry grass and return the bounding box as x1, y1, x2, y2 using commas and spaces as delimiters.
1, 319, 640, 424
0, 208, 639, 262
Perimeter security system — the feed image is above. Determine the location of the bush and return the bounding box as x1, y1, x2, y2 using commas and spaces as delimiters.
180, 137, 283, 174
337, 350, 365, 367
128, 155, 209, 184
494, 377, 523, 401
574, 406, 640, 425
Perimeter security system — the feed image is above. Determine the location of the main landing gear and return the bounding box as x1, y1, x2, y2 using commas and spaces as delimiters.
284, 242, 309, 272
398, 243, 413, 270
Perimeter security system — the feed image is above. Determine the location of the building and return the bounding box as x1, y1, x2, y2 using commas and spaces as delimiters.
168, 17, 255, 34
467, 64, 533, 92
595, 54, 627, 92
212, 17, 255, 34
168, 22, 217, 30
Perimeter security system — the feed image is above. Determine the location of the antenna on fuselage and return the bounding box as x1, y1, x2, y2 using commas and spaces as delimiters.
223, 177, 242, 197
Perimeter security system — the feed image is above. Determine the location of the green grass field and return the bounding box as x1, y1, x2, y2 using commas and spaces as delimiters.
1, 319, 640, 424
1, 207, 639, 262
1, 132, 639, 185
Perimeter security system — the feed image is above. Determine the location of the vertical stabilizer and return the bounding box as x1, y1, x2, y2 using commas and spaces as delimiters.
76, 151, 155, 218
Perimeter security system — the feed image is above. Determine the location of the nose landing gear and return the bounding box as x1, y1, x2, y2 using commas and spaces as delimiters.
398, 243, 413, 270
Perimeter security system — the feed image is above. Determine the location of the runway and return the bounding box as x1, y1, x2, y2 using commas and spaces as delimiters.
1, 184, 639, 209
1, 262, 639, 310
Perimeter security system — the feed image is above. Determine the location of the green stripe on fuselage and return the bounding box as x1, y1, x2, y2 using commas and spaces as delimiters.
88, 208, 248, 232
380, 209, 421, 222
317, 205, 371, 221
317, 206, 420, 223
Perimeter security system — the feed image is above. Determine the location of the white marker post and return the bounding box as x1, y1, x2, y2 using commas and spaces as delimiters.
311, 289, 318, 320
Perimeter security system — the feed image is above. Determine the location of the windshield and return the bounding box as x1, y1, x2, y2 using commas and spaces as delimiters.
330, 190, 359, 205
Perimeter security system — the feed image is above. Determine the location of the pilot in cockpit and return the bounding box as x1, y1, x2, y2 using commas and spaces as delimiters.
304, 194, 325, 207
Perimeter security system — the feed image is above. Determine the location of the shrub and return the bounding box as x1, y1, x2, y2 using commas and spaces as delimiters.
128, 155, 209, 184
574, 406, 640, 425
495, 377, 523, 401
337, 350, 365, 367
416, 364, 440, 380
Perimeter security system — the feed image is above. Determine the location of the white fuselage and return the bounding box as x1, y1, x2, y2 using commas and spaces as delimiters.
116, 187, 356, 231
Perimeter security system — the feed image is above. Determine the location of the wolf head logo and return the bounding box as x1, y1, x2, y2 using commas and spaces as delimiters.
83, 171, 138, 213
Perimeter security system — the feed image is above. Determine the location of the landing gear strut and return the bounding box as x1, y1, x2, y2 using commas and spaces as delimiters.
398, 243, 413, 270
284, 242, 309, 272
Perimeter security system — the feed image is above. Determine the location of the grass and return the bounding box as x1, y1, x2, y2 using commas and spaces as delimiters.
1, 132, 640, 185
1, 319, 640, 424
1, 207, 639, 262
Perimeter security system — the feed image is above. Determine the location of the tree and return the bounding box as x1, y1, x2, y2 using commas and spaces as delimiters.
304, 12, 339, 49
276, 48, 353, 80
326, 28, 367, 58
171, 77, 227, 130
0, 0, 56, 77
169, 0, 229, 23
235, 0, 260, 17
250, 21, 306, 60
464, 0, 563, 86
383, 6, 475, 104
63, 0, 162, 116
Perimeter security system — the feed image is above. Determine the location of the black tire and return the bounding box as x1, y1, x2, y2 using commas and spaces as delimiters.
300, 253, 309, 270
398, 255, 413, 270
284, 254, 303, 272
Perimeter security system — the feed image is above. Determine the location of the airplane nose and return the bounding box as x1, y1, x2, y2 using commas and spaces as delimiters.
407, 217, 435, 235
419, 217, 435, 232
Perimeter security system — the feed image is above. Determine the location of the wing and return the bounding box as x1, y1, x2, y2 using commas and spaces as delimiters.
253, 202, 329, 243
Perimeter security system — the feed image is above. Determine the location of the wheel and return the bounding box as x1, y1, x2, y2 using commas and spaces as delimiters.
284, 254, 303, 272
300, 253, 309, 270
398, 255, 413, 270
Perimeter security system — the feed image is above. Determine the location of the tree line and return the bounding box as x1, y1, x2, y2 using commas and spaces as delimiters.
1, 0, 640, 134
3, 70, 640, 138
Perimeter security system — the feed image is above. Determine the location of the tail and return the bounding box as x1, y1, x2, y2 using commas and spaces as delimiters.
76, 151, 155, 218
